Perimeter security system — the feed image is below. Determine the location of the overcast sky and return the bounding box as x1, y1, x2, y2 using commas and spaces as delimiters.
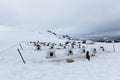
0, 0, 120, 36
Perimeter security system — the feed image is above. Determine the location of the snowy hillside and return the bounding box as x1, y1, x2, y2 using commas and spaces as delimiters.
0, 31, 120, 80
0, 31, 66, 52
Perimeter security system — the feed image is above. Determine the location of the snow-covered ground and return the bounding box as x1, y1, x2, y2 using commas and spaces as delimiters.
0, 31, 120, 80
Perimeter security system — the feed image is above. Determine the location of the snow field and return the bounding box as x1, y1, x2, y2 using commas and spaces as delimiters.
0, 31, 120, 80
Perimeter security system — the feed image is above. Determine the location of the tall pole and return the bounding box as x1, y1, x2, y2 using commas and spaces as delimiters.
19, 43, 23, 50
17, 49, 26, 64
112, 40, 115, 52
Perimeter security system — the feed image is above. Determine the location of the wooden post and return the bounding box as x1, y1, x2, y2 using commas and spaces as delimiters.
19, 43, 23, 50
78, 43, 81, 48
113, 43, 115, 52
112, 40, 115, 52
17, 49, 26, 64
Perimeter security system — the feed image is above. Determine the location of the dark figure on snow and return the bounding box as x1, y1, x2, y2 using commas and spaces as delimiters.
78, 42, 81, 48
64, 46, 66, 49
82, 46, 86, 53
100, 46, 105, 51
36, 44, 41, 50
71, 43, 75, 48
86, 51, 90, 60
46, 46, 56, 58
69, 50, 73, 55
67, 49, 73, 56
47, 42, 50, 46
33, 42, 37, 46
83, 49, 86, 53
